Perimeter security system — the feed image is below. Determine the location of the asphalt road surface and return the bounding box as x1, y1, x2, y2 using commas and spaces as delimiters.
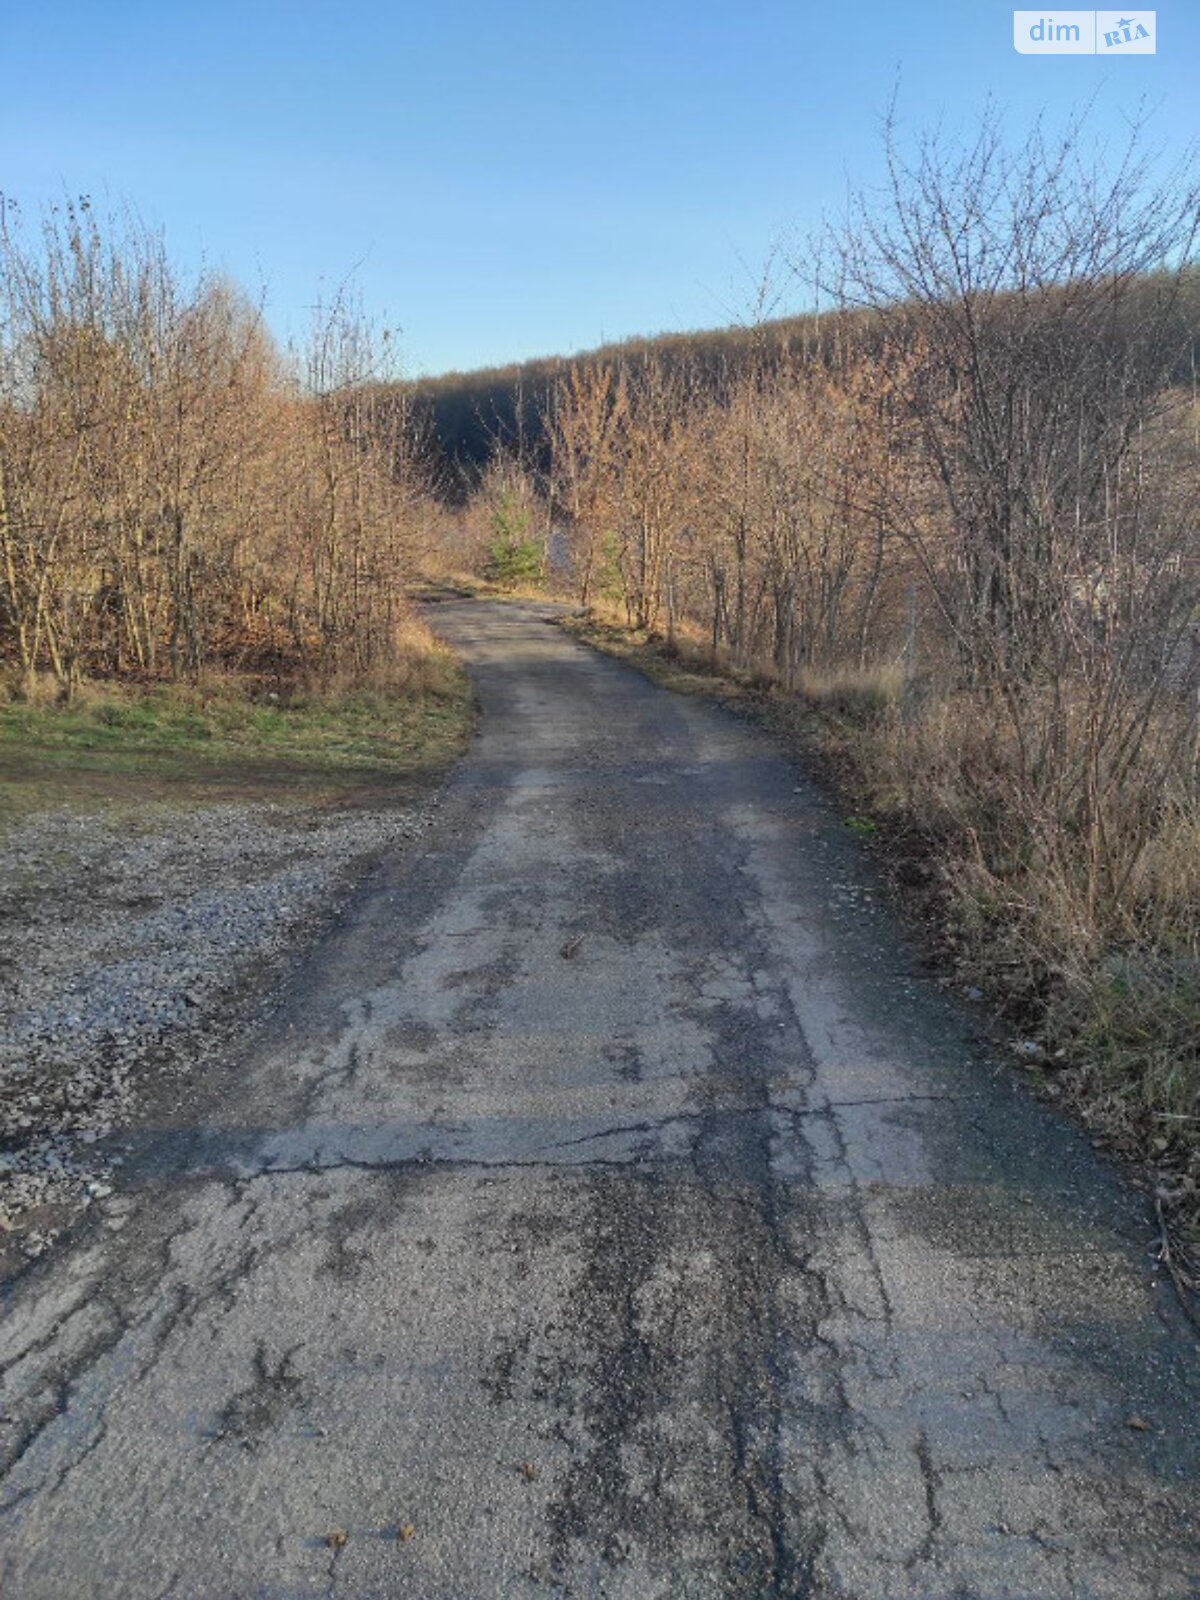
2, 598, 1198, 1600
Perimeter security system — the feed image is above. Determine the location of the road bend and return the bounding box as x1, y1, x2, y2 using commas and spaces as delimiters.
1, 598, 1197, 1599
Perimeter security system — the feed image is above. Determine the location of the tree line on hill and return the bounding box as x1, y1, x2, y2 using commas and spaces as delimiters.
399, 316, 840, 489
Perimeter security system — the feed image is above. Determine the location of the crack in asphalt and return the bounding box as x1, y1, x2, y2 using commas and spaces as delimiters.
210, 1339, 308, 1451
909, 1429, 943, 1571
814, 1093, 978, 1109
248, 1152, 650, 1179
0, 1176, 315, 1510
0, 1303, 129, 1498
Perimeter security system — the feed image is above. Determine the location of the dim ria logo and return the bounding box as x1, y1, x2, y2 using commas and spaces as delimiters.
1013, 11, 1155, 53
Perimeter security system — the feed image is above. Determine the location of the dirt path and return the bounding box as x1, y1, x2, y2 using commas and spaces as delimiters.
1, 598, 1197, 1598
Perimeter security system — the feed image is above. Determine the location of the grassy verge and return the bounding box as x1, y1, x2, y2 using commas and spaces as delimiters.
410, 571, 562, 606
557, 613, 769, 701
560, 608, 1200, 1293
0, 633, 474, 821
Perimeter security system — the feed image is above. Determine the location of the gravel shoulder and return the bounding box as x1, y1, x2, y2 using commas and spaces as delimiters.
0, 797, 435, 1276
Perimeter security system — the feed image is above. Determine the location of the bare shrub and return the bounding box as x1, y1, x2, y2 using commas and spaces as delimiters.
0, 201, 438, 694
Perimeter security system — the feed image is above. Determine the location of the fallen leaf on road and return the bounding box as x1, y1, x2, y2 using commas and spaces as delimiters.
1125, 1415, 1152, 1432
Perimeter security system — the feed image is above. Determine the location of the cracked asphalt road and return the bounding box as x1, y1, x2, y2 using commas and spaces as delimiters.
1, 597, 1198, 1599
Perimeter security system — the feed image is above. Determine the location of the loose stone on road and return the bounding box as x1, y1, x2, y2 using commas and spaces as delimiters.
1, 599, 1197, 1598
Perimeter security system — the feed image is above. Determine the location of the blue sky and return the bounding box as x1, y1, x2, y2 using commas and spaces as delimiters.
2, 2, 1195, 375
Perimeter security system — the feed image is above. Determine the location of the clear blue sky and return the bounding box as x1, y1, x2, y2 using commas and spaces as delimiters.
2, 2, 1195, 376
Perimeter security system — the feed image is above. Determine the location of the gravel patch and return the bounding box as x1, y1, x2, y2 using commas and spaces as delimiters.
0, 799, 434, 1267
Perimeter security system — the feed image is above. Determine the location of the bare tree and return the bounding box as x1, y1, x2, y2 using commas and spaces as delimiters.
814, 103, 1200, 681
809, 103, 1200, 934
549, 363, 628, 606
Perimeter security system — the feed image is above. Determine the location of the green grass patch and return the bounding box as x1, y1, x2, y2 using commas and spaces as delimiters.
0, 662, 474, 821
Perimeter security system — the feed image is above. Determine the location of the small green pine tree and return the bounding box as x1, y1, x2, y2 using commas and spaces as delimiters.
484, 489, 543, 587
